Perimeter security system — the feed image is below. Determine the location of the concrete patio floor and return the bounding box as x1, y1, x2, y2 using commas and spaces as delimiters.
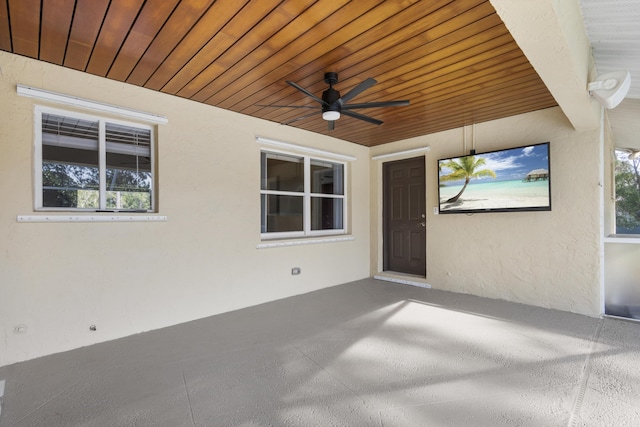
0, 278, 639, 426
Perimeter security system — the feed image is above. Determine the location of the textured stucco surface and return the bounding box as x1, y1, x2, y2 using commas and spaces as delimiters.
489, 0, 601, 132
371, 107, 603, 316
1, 21, 608, 367
0, 51, 371, 366
0, 279, 638, 426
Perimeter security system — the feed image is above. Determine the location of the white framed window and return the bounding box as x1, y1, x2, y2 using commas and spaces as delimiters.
34, 106, 156, 212
260, 150, 346, 239
614, 148, 640, 234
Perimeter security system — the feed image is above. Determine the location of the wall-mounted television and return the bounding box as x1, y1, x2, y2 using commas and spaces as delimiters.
438, 142, 551, 214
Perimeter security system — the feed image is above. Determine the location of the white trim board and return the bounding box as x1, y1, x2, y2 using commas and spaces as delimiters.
604, 236, 640, 244
17, 84, 168, 125
257, 236, 354, 249
371, 146, 430, 161
17, 215, 167, 223
256, 136, 356, 162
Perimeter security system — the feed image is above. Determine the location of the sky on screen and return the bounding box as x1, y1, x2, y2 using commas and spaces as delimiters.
440, 144, 549, 183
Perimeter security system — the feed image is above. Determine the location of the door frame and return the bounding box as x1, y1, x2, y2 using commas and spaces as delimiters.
374, 151, 429, 278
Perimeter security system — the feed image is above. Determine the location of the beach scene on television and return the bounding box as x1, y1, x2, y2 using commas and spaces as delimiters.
438, 143, 551, 212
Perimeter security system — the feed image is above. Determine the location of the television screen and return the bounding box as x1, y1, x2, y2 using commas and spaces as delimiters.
438, 142, 551, 214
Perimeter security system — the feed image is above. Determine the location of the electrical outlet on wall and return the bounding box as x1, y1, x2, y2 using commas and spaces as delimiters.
291, 267, 301, 275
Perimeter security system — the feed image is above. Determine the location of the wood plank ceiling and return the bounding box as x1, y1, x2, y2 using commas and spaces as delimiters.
0, 0, 558, 147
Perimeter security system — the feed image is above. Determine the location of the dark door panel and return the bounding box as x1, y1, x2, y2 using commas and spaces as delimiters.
383, 157, 426, 276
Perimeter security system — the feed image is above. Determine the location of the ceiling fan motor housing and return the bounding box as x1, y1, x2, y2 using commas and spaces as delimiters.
322, 87, 341, 114
324, 72, 339, 85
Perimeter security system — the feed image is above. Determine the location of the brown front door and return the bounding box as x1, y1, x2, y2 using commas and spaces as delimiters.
383, 156, 426, 276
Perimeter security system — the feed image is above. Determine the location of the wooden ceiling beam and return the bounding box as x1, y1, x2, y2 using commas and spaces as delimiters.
261, 43, 529, 127
39, 0, 75, 64
7, 0, 39, 57
64, 0, 110, 71
86, 0, 146, 77
0, 1, 10, 52
172, 0, 294, 99
0, 0, 560, 146
186, 0, 379, 102
144, 0, 251, 91
219, 0, 486, 111
247, 19, 513, 124
126, 0, 216, 86
107, 0, 181, 81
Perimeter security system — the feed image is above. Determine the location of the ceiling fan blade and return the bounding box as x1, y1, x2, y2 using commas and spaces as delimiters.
286, 81, 328, 106
327, 120, 335, 131
341, 109, 383, 125
281, 112, 319, 125
256, 104, 319, 109
337, 77, 377, 105
342, 100, 410, 109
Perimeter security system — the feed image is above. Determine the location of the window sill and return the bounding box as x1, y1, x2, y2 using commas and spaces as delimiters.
604, 235, 640, 244
17, 214, 167, 223
256, 235, 354, 249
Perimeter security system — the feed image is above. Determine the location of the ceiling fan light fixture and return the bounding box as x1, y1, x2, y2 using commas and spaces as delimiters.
322, 110, 340, 121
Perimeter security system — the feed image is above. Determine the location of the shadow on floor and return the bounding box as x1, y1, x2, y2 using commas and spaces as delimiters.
1, 278, 639, 426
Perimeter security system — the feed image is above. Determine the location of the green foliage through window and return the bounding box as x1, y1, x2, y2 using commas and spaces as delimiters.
615, 150, 640, 234
37, 108, 154, 211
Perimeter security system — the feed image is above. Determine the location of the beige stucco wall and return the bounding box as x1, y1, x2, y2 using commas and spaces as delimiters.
0, 50, 607, 367
0, 52, 371, 367
370, 107, 603, 316
602, 114, 616, 236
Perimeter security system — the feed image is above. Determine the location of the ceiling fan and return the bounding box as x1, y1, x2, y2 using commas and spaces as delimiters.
258, 72, 410, 131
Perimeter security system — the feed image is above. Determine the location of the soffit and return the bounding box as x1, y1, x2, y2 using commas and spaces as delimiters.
0, 0, 558, 147
580, 0, 640, 150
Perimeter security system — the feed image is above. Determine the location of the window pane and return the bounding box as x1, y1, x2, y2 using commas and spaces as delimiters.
261, 152, 304, 192
41, 114, 99, 208
311, 197, 343, 230
105, 163, 152, 210
615, 149, 640, 234
311, 160, 343, 195
261, 194, 303, 233
106, 123, 152, 210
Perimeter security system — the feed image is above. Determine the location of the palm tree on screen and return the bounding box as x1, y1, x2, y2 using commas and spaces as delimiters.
440, 156, 496, 203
